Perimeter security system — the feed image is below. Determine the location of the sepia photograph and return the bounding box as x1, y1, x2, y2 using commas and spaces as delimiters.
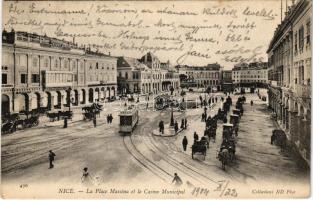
1, 0, 311, 198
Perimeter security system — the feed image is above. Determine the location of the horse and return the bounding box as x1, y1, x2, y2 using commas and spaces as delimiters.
218, 149, 231, 170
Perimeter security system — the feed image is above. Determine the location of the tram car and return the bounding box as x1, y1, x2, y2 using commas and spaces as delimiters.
119, 105, 139, 133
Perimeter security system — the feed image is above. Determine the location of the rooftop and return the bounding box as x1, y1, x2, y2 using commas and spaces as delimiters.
2, 29, 112, 57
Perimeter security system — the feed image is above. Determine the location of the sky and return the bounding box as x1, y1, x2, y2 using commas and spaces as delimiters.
2, 0, 292, 70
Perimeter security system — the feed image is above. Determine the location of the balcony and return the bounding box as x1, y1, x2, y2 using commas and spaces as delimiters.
295, 84, 311, 98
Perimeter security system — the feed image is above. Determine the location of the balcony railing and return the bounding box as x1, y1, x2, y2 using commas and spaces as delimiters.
295, 84, 311, 98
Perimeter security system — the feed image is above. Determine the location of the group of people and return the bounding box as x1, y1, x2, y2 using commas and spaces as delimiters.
199, 95, 220, 108
106, 114, 113, 124
159, 118, 187, 135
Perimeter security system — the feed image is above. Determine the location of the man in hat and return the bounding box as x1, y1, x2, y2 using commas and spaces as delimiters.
182, 136, 188, 151
48, 150, 56, 169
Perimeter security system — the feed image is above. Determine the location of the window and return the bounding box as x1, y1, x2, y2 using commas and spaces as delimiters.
72, 61, 76, 70
119, 72, 122, 77
307, 20, 311, 45
2, 73, 7, 84
299, 26, 304, 51
74, 74, 77, 82
21, 74, 27, 84
96, 62, 99, 69
64, 60, 69, 69
301, 66, 304, 83
32, 57, 38, 67
31, 74, 40, 83
44, 58, 49, 68
125, 72, 128, 79
294, 33, 298, 53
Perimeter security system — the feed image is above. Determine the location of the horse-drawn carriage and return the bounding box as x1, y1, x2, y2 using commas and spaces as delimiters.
222, 123, 235, 140
230, 114, 239, 136
82, 103, 103, 120
119, 105, 139, 133
155, 94, 171, 110
192, 140, 207, 160
217, 123, 237, 170
218, 138, 236, 170
1, 113, 39, 134
271, 129, 287, 151
204, 126, 216, 143
46, 110, 73, 121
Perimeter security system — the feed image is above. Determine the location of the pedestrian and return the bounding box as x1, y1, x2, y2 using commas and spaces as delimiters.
193, 132, 199, 142
181, 119, 184, 129
48, 150, 56, 169
174, 121, 178, 134
107, 114, 110, 124
201, 113, 205, 122
109, 114, 113, 123
184, 118, 187, 129
172, 173, 183, 186
182, 136, 188, 151
93, 116, 97, 127
81, 167, 93, 186
159, 120, 164, 134
250, 100, 253, 106
63, 117, 68, 128
146, 102, 149, 110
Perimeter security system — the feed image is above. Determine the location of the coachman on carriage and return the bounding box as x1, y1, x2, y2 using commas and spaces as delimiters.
230, 114, 239, 136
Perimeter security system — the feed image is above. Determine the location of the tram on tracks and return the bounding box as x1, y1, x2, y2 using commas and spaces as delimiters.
119, 105, 139, 133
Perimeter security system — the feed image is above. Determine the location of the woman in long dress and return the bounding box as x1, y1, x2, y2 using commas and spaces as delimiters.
81, 167, 93, 186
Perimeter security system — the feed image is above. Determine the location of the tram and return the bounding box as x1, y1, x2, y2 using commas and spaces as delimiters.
119, 105, 139, 133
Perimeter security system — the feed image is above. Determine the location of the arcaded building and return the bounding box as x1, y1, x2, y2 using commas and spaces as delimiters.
2, 30, 117, 115
267, 0, 311, 165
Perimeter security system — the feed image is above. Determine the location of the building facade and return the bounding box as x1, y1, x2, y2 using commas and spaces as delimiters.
2, 30, 117, 115
232, 62, 268, 87
176, 63, 222, 90
117, 52, 179, 95
267, 0, 311, 165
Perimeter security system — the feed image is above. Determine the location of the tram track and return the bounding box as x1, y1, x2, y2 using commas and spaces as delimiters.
122, 135, 172, 183
142, 132, 217, 185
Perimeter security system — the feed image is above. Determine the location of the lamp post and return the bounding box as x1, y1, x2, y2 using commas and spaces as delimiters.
170, 95, 174, 127
66, 87, 74, 112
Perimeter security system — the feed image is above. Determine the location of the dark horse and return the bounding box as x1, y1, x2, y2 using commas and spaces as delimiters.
271, 129, 287, 151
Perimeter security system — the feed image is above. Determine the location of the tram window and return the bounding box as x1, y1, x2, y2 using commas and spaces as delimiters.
120, 116, 132, 125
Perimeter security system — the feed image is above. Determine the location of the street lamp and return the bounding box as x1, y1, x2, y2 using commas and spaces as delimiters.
66, 87, 74, 112
170, 95, 174, 127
